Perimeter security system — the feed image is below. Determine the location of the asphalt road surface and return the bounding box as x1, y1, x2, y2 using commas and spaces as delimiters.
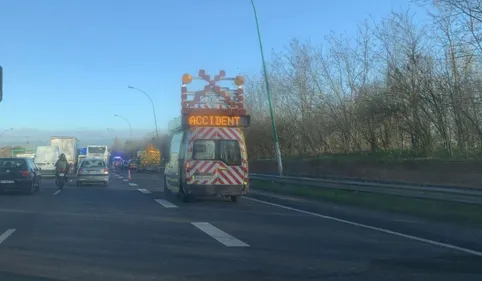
0, 170, 481, 281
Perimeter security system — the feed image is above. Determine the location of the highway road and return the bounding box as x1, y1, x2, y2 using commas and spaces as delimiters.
0, 171, 481, 281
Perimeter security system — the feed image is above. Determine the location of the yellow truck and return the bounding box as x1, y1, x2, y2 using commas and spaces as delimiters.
138, 144, 161, 172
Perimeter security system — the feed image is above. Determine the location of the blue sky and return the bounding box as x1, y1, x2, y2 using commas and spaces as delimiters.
0, 0, 426, 134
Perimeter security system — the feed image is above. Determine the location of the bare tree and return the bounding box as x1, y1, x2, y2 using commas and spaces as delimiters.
244, 3, 482, 160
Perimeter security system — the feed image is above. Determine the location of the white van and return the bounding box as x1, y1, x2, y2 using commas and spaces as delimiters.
164, 70, 250, 203
164, 125, 249, 203
34, 146, 63, 177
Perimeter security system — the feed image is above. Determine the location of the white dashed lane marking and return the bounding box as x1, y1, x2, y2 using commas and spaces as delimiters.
154, 199, 178, 208
128, 183, 138, 187
0, 229, 16, 245
191, 222, 250, 247
53, 190, 62, 195
137, 188, 151, 194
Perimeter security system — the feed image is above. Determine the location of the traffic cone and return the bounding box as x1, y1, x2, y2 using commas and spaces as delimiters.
128, 168, 132, 181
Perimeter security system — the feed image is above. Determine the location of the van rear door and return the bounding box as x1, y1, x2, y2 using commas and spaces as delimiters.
187, 128, 248, 186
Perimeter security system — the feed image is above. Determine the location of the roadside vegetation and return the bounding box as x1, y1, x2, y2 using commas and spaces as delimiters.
244, 0, 482, 186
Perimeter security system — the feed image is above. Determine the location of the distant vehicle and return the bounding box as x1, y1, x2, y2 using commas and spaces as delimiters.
50, 136, 79, 171
34, 146, 63, 177
112, 157, 123, 172
76, 157, 109, 187
138, 144, 161, 172
86, 145, 109, 163
0, 157, 41, 194
164, 70, 250, 202
128, 159, 138, 172
77, 155, 87, 170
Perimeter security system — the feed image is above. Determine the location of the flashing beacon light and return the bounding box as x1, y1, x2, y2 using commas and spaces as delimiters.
182, 74, 193, 85
180, 69, 247, 115
234, 75, 245, 87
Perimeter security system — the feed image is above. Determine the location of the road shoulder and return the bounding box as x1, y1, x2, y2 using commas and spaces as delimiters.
246, 189, 482, 254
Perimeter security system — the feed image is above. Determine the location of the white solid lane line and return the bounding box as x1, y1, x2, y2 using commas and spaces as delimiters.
191, 222, 250, 247
154, 199, 178, 208
0, 229, 16, 245
137, 188, 151, 194
243, 197, 482, 257
123, 179, 128, 182
128, 183, 138, 187
53, 190, 62, 195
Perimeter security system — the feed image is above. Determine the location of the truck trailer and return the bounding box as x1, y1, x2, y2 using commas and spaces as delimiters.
50, 136, 79, 171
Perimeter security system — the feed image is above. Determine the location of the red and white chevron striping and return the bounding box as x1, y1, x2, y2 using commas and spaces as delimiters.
186, 127, 248, 185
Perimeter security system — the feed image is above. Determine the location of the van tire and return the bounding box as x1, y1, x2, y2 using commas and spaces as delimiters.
178, 185, 190, 203
178, 192, 189, 203
230, 195, 239, 202
163, 177, 170, 195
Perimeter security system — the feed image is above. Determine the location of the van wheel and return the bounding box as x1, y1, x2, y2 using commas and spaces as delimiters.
178, 192, 189, 203
230, 196, 239, 202
178, 185, 190, 203
163, 177, 170, 195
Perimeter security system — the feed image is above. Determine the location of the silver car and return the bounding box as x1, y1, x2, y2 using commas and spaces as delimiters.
76, 158, 109, 187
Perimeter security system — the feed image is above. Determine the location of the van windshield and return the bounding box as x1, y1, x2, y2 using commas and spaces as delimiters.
192, 139, 241, 165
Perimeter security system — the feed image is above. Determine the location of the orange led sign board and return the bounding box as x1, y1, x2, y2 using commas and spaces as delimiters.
183, 115, 250, 128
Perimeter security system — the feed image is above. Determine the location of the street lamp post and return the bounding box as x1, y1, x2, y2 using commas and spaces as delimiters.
0, 128, 13, 139
249, 0, 283, 176
127, 86, 159, 142
114, 114, 133, 140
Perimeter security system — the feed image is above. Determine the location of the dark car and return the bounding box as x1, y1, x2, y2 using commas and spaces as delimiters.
0, 157, 41, 194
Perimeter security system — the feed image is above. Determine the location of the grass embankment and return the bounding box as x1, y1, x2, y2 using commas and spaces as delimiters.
250, 179, 482, 225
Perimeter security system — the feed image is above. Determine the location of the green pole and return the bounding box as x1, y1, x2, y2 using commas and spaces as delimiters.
250, 0, 283, 175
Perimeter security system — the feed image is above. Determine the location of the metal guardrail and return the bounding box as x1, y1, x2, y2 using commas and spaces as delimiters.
249, 173, 482, 205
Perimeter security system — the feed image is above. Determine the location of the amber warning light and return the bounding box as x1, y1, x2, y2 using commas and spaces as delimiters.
183, 115, 250, 128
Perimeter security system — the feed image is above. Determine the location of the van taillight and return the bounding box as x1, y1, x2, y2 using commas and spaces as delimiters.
79, 168, 84, 173
20, 170, 30, 177
104, 168, 108, 173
